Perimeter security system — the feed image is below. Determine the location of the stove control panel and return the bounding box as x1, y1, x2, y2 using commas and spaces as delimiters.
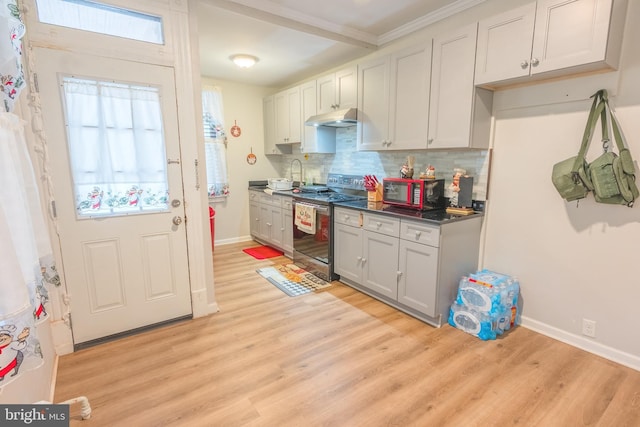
327, 173, 366, 191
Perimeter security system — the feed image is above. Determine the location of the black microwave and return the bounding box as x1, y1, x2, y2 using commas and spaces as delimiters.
382, 178, 446, 210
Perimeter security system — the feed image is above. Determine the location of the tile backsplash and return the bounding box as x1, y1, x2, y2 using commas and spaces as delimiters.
277, 127, 490, 201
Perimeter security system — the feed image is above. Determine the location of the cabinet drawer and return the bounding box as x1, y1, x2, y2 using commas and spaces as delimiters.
363, 213, 399, 237
400, 220, 440, 247
259, 193, 282, 207
334, 207, 360, 227
281, 197, 293, 211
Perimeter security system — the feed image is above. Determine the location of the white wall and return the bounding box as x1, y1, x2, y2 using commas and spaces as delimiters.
201, 77, 281, 245
483, 1, 640, 369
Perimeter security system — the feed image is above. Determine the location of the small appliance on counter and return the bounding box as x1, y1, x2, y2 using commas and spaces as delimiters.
267, 178, 294, 190
382, 178, 446, 210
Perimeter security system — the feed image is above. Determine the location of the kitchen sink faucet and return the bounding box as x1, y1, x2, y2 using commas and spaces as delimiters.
290, 158, 303, 184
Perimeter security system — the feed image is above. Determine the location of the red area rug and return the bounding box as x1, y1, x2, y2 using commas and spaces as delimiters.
242, 245, 284, 260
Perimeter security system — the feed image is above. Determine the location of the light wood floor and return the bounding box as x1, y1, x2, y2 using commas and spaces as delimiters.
55, 242, 640, 426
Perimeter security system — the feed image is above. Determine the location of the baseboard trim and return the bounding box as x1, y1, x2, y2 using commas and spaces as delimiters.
49, 354, 59, 403
521, 316, 640, 372
215, 235, 253, 246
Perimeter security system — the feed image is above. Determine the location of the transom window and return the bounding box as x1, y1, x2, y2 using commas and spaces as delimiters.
35, 0, 164, 44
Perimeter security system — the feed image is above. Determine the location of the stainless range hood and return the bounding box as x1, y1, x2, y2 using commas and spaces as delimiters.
305, 108, 357, 128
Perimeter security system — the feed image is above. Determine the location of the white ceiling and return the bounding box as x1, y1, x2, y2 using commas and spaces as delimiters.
197, 0, 486, 88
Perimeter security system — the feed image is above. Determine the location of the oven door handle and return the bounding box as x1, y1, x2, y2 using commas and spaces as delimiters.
293, 201, 330, 214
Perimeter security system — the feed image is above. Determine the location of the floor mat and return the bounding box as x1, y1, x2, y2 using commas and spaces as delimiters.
242, 245, 284, 259
256, 264, 332, 296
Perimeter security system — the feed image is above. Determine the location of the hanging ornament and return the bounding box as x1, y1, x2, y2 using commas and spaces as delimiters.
247, 147, 257, 165
230, 120, 242, 137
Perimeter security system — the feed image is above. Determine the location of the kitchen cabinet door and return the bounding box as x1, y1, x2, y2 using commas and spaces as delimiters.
335, 66, 357, 111
388, 42, 432, 150
531, 0, 619, 75
281, 197, 293, 256
317, 66, 357, 114
428, 23, 480, 149
398, 239, 439, 317
249, 197, 260, 238
275, 86, 301, 144
334, 222, 363, 284
268, 204, 284, 249
301, 80, 335, 153
357, 56, 390, 151
362, 231, 399, 299
476, 0, 627, 87
475, 3, 536, 85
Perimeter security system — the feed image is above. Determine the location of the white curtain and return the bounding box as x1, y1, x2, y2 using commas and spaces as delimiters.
202, 88, 229, 198
0, 113, 53, 387
0, 0, 57, 388
0, 0, 25, 112
62, 77, 170, 216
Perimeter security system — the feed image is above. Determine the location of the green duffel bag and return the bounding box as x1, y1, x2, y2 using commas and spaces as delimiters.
590, 150, 639, 206
589, 93, 639, 207
552, 156, 593, 202
551, 91, 603, 203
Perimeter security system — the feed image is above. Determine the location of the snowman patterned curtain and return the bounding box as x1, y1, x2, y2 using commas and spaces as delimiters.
1, 0, 24, 112
1, 0, 58, 388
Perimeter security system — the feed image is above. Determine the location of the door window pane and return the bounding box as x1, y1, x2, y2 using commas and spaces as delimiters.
35, 0, 164, 44
61, 77, 169, 218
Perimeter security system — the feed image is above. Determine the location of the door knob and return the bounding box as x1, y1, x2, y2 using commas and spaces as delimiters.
172, 216, 183, 225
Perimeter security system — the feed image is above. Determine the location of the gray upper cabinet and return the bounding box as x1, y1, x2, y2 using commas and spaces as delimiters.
357, 42, 432, 151
316, 66, 358, 114
475, 0, 628, 88
274, 86, 301, 144
300, 80, 336, 154
428, 23, 492, 149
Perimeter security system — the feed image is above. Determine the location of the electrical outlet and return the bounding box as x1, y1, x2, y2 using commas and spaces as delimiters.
582, 319, 596, 338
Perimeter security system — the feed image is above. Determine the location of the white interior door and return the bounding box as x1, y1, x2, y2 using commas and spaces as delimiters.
35, 48, 192, 345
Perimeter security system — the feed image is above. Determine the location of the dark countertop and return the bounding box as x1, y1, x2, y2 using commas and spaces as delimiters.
333, 199, 484, 225
248, 185, 299, 197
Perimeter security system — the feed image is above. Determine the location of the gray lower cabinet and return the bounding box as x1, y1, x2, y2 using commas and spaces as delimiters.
334, 206, 482, 327
334, 221, 399, 298
248, 190, 293, 256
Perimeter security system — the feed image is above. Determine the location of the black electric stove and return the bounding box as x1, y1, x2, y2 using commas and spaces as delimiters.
293, 174, 367, 205
292, 174, 367, 282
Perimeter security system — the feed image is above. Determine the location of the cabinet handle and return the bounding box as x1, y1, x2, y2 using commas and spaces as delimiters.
267, 222, 272, 227
531, 58, 540, 67
428, 138, 434, 145
520, 60, 529, 69
415, 231, 421, 238
376, 222, 382, 228
361, 258, 366, 264
345, 215, 350, 220
357, 256, 362, 262
397, 271, 403, 277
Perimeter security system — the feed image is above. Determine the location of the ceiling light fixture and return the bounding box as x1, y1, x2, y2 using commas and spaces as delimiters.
230, 54, 259, 68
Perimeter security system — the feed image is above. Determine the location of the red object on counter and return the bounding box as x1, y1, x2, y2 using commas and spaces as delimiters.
209, 207, 215, 252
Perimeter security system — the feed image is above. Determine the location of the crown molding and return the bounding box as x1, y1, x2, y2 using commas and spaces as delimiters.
378, 0, 487, 45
